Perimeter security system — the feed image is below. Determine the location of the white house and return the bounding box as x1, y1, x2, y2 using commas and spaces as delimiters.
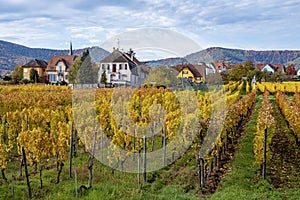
261, 64, 275, 74
205, 63, 216, 75
98, 48, 149, 87
257, 63, 285, 74
297, 69, 300, 77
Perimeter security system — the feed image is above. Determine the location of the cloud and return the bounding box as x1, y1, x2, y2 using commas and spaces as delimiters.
0, 0, 300, 53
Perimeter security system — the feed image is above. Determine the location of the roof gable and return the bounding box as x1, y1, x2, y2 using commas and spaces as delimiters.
175, 64, 203, 77
23, 59, 48, 68
101, 49, 146, 74
46, 55, 78, 71
257, 63, 285, 72
101, 50, 129, 63
261, 64, 275, 72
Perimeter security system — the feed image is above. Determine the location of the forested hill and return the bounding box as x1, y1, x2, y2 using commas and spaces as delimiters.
186, 47, 300, 64
2, 39, 300, 70
145, 47, 300, 67
0, 40, 109, 70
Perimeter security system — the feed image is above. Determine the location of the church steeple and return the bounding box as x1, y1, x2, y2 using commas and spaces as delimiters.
69, 41, 73, 55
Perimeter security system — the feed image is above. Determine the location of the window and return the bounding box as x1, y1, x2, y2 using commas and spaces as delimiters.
49, 74, 57, 82
122, 74, 127, 81
24, 76, 28, 80
196, 77, 201, 80
107, 64, 110, 71
183, 70, 188, 74
125, 64, 128, 70
113, 64, 116, 72
111, 74, 116, 80
24, 68, 28, 73
59, 66, 62, 72
102, 64, 105, 70
119, 64, 122, 70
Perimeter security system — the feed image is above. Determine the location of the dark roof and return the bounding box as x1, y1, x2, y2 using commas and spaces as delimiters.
100, 49, 146, 75
46, 55, 79, 71
23, 59, 48, 68
101, 50, 129, 63
193, 63, 206, 77
175, 64, 203, 77
124, 52, 142, 65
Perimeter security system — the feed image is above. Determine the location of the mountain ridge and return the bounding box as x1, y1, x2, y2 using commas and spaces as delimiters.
0, 40, 109, 70
1, 40, 300, 70
146, 47, 300, 67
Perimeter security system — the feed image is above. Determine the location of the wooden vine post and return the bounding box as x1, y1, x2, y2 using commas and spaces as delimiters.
143, 135, 147, 183
22, 147, 32, 199
88, 125, 98, 188
69, 123, 73, 178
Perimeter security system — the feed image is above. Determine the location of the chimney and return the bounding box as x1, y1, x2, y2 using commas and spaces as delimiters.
129, 48, 134, 61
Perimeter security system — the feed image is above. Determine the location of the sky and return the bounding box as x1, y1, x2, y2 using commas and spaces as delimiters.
1, 0, 300, 59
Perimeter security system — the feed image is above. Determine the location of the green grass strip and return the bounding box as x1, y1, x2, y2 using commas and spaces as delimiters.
209, 95, 283, 200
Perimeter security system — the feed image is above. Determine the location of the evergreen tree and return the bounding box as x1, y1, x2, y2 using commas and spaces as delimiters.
69, 49, 99, 84
100, 70, 107, 84
78, 53, 98, 84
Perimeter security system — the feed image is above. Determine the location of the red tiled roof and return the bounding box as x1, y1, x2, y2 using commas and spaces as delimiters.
46, 55, 79, 71
256, 63, 266, 70
269, 64, 285, 72
256, 63, 285, 72
213, 62, 228, 70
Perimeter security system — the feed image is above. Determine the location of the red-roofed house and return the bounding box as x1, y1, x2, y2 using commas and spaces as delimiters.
213, 62, 228, 73
46, 55, 79, 84
256, 63, 285, 74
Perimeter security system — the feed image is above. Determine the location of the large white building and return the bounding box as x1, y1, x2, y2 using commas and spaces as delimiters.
98, 48, 149, 87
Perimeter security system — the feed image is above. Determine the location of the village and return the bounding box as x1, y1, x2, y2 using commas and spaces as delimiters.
1, 42, 300, 87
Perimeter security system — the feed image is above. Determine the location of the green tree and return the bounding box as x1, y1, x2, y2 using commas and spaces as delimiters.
78, 53, 99, 84
270, 71, 285, 82
228, 61, 255, 82
100, 70, 107, 84
3, 75, 12, 81
68, 57, 82, 83
145, 65, 181, 87
69, 49, 99, 84
30, 68, 39, 83
11, 66, 23, 84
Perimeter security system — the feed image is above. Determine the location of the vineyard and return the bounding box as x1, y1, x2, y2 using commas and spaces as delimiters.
0, 82, 300, 199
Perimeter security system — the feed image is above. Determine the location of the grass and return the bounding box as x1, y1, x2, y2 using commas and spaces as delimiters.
209, 94, 300, 199
0, 146, 199, 200
1, 92, 300, 199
